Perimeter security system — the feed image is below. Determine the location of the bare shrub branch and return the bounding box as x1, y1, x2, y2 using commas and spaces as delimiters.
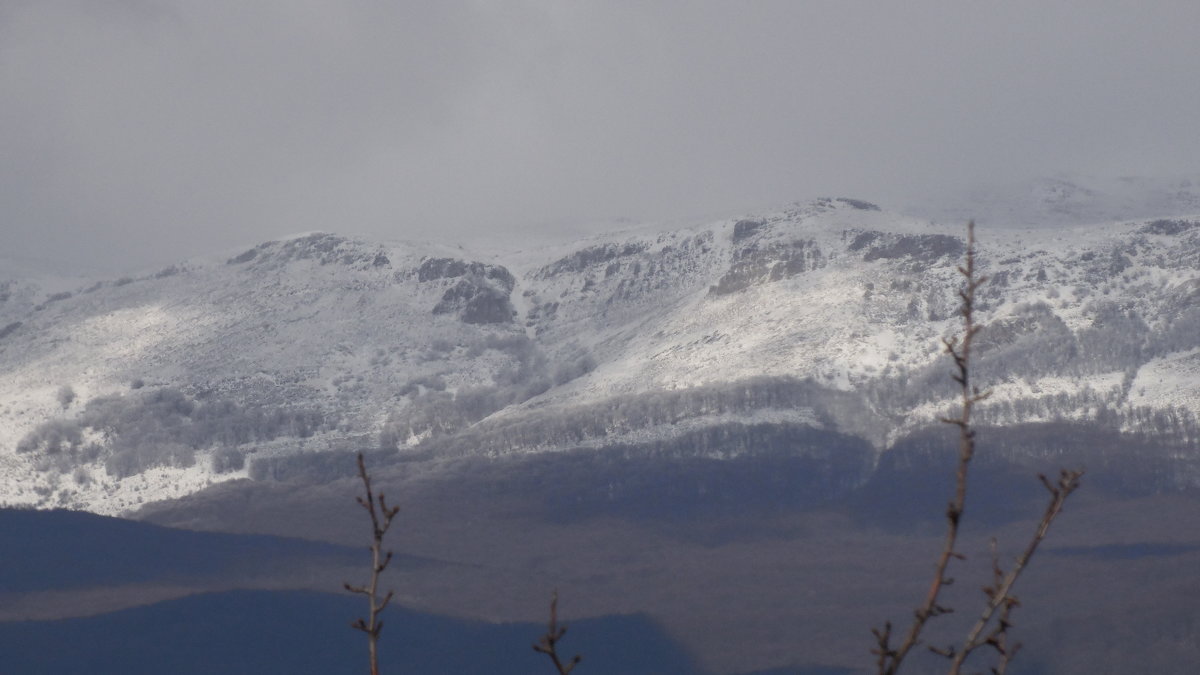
345, 452, 401, 675
534, 590, 582, 674
944, 469, 1083, 674
873, 221, 988, 674
872, 222, 1083, 674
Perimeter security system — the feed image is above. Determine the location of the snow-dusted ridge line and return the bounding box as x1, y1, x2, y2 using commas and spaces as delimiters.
2, 193, 1199, 514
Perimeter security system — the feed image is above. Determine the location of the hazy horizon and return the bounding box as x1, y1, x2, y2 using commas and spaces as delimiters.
4, 2, 1200, 272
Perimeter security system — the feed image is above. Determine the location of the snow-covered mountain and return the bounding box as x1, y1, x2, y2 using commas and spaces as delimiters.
3, 194, 1199, 514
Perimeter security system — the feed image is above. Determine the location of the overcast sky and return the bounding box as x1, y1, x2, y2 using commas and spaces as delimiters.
3, 1, 1199, 272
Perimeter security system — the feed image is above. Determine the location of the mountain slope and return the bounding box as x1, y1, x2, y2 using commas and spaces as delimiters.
2, 196, 1199, 513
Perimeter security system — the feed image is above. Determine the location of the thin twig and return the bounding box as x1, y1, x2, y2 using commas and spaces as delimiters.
946, 469, 1082, 674
873, 221, 988, 675
534, 590, 582, 674
345, 452, 401, 675
872, 222, 1083, 674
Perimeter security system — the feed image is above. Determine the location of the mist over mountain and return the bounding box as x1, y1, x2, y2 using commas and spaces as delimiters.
904, 174, 1200, 229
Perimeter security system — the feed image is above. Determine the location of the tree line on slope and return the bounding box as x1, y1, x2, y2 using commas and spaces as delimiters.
17, 386, 333, 479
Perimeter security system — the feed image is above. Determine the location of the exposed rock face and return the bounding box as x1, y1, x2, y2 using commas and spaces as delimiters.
1140, 219, 1199, 236
418, 258, 515, 286
432, 280, 515, 324
521, 230, 720, 340
534, 242, 650, 280
849, 231, 964, 264
834, 197, 881, 211
227, 233, 391, 270
710, 239, 824, 296
420, 257, 516, 324
731, 219, 765, 243
710, 220, 825, 296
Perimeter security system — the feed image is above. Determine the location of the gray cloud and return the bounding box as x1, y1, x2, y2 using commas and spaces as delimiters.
3, 1, 1199, 272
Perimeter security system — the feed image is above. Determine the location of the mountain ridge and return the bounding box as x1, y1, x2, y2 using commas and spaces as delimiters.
2, 193, 1199, 513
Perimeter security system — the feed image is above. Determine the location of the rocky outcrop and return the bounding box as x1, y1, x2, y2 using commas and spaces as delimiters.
711, 221, 825, 296
420, 257, 516, 324
849, 231, 964, 264
535, 242, 649, 280
227, 233, 390, 270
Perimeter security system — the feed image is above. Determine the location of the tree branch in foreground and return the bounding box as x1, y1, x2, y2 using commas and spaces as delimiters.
345, 452, 401, 675
872, 221, 1083, 675
534, 590, 582, 674
941, 469, 1083, 674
